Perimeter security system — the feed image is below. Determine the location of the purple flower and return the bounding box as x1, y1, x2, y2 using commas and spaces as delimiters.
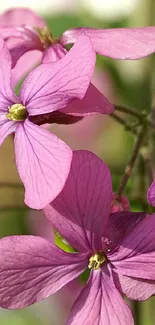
0, 33, 113, 209
0, 150, 154, 324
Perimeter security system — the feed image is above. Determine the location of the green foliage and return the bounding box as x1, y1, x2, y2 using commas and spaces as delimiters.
0, 209, 27, 238
45, 14, 82, 36
0, 311, 42, 325
79, 268, 90, 284
54, 231, 76, 253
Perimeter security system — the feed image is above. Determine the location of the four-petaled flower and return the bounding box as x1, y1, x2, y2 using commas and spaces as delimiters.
0, 33, 113, 209
0, 7, 155, 324
1, 7, 155, 77
0, 150, 154, 325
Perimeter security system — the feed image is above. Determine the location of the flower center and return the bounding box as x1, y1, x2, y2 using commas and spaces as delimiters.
35, 26, 59, 48
6, 104, 28, 121
88, 251, 106, 270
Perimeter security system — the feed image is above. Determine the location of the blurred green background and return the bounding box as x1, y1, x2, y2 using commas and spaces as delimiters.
1, 0, 155, 324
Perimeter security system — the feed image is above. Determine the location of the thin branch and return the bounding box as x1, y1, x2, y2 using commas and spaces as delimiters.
146, 118, 155, 129
110, 112, 137, 134
114, 104, 145, 120
117, 126, 145, 198
141, 147, 154, 187
114, 104, 155, 130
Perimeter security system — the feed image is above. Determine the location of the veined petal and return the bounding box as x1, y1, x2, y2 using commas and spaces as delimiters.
62, 83, 114, 116
0, 36, 19, 110
0, 26, 29, 40
0, 235, 88, 309
8, 27, 42, 68
114, 272, 155, 301
20, 34, 96, 115
44, 150, 112, 252
14, 119, 72, 209
11, 50, 42, 88
61, 27, 155, 60
103, 211, 147, 253
0, 116, 19, 145
147, 180, 155, 207
0, 8, 45, 27
42, 44, 67, 63
67, 267, 133, 325
109, 213, 155, 280
0, 8, 45, 68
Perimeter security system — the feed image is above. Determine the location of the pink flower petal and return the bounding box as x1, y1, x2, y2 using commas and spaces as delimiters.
0, 8, 45, 26
0, 26, 28, 40
14, 119, 72, 209
0, 8, 45, 77
62, 83, 114, 116
114, 273, 155, 301
0, 36, 19, 109
61, 27, 155, 60
20, 34, 96, 116
67, 267, 133, 325
147, 180, 155, 207
44, 150, 112, 252
11, 50, 42, 88
0, 235, 88, 309
42, 44, 67, 63
8, 27, 42, 68
0, 117, 19, 145
109, 213, 155, 280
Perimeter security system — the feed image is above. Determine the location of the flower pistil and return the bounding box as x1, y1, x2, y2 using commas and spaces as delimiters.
35, 26, 59, 48
6, 104, 28, 121
88, 251, 106, 270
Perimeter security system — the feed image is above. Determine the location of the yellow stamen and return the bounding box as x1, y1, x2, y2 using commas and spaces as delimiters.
88, 251, 106, 270
6, 104, 27, 121
35, 26, 59, 48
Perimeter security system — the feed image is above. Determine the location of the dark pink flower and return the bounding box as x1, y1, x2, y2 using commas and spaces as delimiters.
0, 34, 113, 209
0, 150, 154, 324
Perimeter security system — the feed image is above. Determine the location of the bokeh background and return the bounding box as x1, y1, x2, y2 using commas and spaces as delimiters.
0, 0, 155, 324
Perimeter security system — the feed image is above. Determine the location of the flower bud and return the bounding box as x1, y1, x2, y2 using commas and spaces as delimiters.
111, 192, 130, 213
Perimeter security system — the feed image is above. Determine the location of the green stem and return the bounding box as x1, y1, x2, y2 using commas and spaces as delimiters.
110, 112, 137, 134
114, 104, 155, 129
114, 105, 145, 120
133, 301, 141, 325
141, 146, 154, 187
117, 126, 145, 198
135, 154, 149, 211
147, 118, 155, 129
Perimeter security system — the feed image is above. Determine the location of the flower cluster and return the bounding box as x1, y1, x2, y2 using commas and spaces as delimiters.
0, 7, 155, 325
